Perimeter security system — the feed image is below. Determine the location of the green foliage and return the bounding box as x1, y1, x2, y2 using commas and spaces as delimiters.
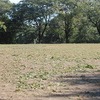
0, 0, 12, 14
0, 21, 6, 31
86, 0, 100, 35
0, 0, 12, 31
17, 68, 50, 89
84, 64, 94, 69
1, 0, 100, 43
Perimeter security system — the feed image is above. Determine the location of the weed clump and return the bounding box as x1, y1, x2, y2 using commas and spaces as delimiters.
84, 64, 94, 69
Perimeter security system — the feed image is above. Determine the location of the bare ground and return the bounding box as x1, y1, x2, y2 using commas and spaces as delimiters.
0, 44, 100, 100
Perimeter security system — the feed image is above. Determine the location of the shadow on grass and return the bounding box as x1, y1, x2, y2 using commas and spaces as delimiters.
44, 73, 100, 100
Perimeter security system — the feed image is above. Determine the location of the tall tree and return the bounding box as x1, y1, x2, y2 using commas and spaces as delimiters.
0, 0, 13, 43
0, 0, 11, 31
55, 0, 77, 43
10, 0, 54, 43
4, 0, 100, 43
86, 0, 100, 35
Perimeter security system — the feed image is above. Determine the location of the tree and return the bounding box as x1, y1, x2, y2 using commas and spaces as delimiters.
0, 21, 6, 31
54, 0, 78, 43
44, 15, 65, 43
0, 0, 13, 43
86, 0, 100, 35
10, 0, 54, 43
0, 0, 12, 31
1, 0, 100, 44
70, 0, 99, 43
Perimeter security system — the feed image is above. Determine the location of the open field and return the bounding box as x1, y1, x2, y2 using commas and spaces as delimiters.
0, 44, 100, 100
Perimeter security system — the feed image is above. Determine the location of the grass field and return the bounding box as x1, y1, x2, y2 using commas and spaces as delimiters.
0, 44, 100, 100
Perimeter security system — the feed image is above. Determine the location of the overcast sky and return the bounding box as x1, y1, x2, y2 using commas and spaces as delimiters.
10, 0, 21, 4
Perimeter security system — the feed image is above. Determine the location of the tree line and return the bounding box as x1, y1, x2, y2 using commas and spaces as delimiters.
0, 0, 100, 44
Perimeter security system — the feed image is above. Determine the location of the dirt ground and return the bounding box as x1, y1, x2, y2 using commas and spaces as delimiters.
0, 44, 100, 100
0, 72, 100, 100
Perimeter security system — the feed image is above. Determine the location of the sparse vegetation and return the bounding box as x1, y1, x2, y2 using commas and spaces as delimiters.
0, 44, 100, 100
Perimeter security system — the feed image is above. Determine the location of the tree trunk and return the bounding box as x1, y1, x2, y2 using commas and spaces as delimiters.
38, 23, 41, 43
38, 32, 41, 43
64, 20, 71, 43
41, 23, 47, 42
65, 28, 69, 43
38, 23, 48, 43
97, 23, 100, 35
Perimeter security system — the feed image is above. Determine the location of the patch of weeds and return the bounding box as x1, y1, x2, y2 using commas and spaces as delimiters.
17, 70, 50, 89
76, 64, 94, 72
14, 88, 21, 92
17, 80, 28, 89
63, 66, 78, 73
17, 79, 29, 89
52, 66, 74, 74
12, 54, 19, 57
96, 70, 100, 72
83, 64, 94, 69
51, 69, 57, 75
20, 72, 35, 80
29, 82, 41, 89
17, 78, 42, 89
20, 64, 26, 67
50, 56, 54, 59
38, 71, 49, 80
17, 72, 35, 89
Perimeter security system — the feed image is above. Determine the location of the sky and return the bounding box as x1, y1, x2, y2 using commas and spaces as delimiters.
9, 0, 21, 4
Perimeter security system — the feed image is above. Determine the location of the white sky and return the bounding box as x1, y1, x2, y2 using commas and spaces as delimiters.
9, 0, 21, 4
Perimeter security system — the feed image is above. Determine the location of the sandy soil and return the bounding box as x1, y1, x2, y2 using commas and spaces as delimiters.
0, 44, 100, 100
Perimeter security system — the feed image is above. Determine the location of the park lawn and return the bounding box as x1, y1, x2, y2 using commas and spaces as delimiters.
0, 44, 100, 100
